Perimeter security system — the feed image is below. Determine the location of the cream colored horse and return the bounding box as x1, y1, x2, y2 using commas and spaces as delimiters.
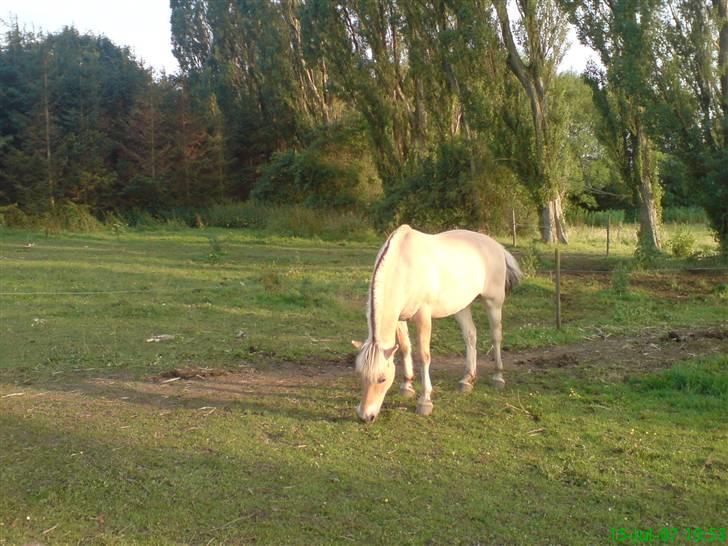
352, 225, 522, 422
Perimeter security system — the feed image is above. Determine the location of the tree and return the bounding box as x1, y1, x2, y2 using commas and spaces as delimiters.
650, 0, 728, 252
562, 0, 665, 252
493, 0, 570, 243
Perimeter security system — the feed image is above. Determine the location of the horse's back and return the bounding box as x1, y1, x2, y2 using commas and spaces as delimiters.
396, 227, 507, 317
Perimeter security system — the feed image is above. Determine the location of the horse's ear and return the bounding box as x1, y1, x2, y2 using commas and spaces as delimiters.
351, 340, 363, 350
383, 344, 399, 360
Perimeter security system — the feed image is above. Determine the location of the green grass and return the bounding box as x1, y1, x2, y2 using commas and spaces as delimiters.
0, 226, 726, 544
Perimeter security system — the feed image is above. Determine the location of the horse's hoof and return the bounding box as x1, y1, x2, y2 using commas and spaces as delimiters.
491, 376, 506, 390
400, 384, 416, 398
416, 400, 433, 416
458, 380, 474, 393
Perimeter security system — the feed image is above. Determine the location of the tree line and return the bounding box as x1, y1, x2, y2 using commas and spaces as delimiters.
0, 1, 726, 252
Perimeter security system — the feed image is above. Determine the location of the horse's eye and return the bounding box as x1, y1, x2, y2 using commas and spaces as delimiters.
377, 376, 387, 384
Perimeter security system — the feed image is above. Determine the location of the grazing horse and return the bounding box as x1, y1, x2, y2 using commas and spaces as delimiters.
352, 225, 522, 422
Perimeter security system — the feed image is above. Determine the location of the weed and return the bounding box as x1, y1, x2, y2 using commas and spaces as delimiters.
634, 244, 660, 269
519, 243, 541, 278
713, 283, 728, 300
611, 264, 632, 294
669, 227, 696, 258
205, 235, 226, 263
259, 265, 282, 292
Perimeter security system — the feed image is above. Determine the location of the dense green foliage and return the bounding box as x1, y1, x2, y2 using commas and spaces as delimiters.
0, 1, 726, 249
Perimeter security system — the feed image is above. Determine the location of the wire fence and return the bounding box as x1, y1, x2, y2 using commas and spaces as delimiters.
0, 285, 241, 297
0, 265, 725, 298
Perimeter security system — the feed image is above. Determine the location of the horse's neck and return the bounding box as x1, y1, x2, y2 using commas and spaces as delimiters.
370, 294, 398, 348
369, 251, 401, 349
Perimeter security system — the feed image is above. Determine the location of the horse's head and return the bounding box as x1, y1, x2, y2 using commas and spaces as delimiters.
351, 340, 398, 423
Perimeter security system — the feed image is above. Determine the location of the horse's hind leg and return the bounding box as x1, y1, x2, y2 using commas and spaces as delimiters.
414, 308, 434, 416
484, 298, 506, 389
396, 321, 416, 398
454, 307, 477, 393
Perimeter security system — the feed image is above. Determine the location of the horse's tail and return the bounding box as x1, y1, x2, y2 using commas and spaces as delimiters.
504, 248, 523, 294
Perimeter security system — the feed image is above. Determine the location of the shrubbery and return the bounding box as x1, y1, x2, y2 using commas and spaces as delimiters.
668, 227, 696, 258
252, 118, 381, 211
376, 139, 536, 235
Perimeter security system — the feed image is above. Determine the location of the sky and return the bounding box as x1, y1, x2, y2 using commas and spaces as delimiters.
2, 1, 597, 75
2, 0, 180, 74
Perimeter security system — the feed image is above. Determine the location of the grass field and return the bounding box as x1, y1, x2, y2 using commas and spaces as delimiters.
1, 225, 726, 544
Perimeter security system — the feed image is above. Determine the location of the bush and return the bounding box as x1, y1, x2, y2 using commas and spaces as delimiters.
41, 202, 103, 233
0, 204, 32, 228
252, 150, 301, 205
252, 118, 382, 210
201, 202, 270, 229
377, 139, 533, 234
668, 227, 696, 258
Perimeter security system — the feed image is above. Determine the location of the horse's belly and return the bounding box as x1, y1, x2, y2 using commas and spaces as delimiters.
429, 296, 477, 318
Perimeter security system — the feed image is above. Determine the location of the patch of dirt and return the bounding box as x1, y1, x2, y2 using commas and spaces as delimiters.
130, 326, 728, 402
628, 272, 725, 299
433, 326, 728, 378
155, 367, 230, 381
10, 327, 724, 410
518, 353, 579, 368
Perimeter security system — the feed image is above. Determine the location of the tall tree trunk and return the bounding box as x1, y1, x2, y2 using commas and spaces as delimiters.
540, 195, 569, 244
634, 120, 662, 251
43, 54, 54, 210
150, 84, 156, 181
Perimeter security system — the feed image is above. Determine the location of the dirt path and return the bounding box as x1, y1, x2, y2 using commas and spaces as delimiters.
2, 327, 725, 415
123, 326, 728, 402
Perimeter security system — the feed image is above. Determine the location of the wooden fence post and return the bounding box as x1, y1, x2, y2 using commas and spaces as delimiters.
555, 247, 561, 330
606, 214, 611, 257
511, 209, 517, 247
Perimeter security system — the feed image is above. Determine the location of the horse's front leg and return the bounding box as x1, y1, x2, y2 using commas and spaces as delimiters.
396, 321, 416, 398
454, 307, 477, 393
414, 309, 433, 416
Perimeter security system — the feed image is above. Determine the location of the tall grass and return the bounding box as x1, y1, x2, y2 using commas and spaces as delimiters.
196, 202, 377, 240
0, 200, 377, 241
663, 206, 708, 224
568, 207, 708, 227
567, 208, 625, 227
631, 355, 728, 398
0, 202, 103, 233
1, 201, 712, 244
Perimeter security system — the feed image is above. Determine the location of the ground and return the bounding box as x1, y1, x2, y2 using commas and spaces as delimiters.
0, 226, 726, 544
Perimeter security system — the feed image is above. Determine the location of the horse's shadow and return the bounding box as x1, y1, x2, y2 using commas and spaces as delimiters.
32, 372, 359, 423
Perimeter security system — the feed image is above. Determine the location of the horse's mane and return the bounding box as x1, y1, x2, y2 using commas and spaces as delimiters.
367, 224, 410, 342
356, 340, 383, 382
357, 225, 410, 380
